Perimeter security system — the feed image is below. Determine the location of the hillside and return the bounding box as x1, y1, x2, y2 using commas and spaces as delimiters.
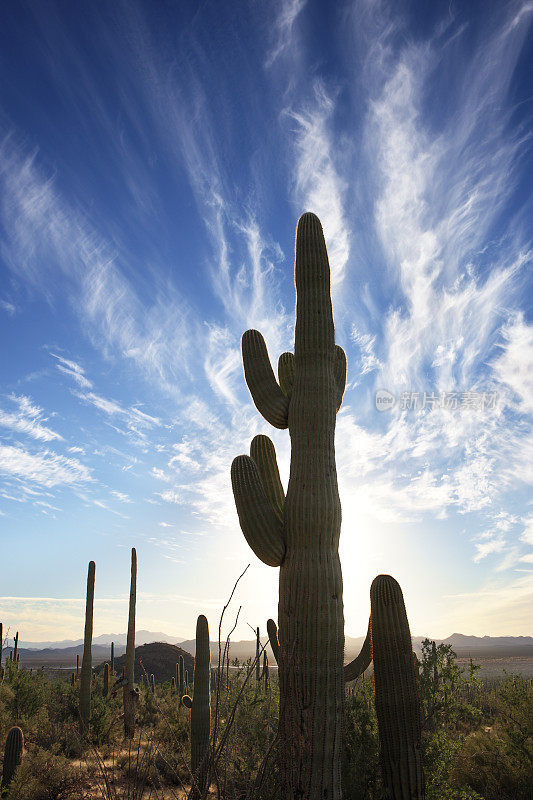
94, 641, 195, 685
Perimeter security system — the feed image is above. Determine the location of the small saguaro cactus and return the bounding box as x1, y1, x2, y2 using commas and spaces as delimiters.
110, 641, 114, 675
103, 662, 109, 697
182, 614, 211, 795
1, 726, 24, 790
79, 560, 95, 729
0, 622, 3, 668
13, 631, 18, 662
71, 672, 75, 686
263, 650, 269, 690
178, 655, 185, 701
76, 653, 79, 678
171, 676, 176, 691
255, 627, 261, 682
185, 669, 189, 694
231, 214, 347, 799
123, 547, 137, 739
371, 575, 425, 800
150, 674, 156, 693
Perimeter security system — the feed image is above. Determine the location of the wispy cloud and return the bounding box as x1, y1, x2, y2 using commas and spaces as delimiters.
0, 394, 63, 442
287, 81, 350, 286
51, 353, 93, 389
0, 444, 91, 487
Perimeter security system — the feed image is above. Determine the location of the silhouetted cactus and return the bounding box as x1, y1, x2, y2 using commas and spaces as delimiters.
0, 622, 3, 669
76, 653, 79, 678
185, 614, 211, 795
103, 662, 109, 696
123, 547, 137, 739
110, 641, 114, 675
171, 676, 176, 690
179, 655, 185, 702
1, 726, 23, 790
255, 626, 261, 682
371, 575, 425, 800
150, 673, 155, 693
79, 560, 95, 729
232, 213, 346, 799
263, 650, 269, 690
13, 631, 18, 663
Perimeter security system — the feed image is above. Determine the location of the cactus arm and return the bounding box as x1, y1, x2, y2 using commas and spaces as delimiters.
231, 455, 285, 566
250, 435, 285, 515
266, 618, 280, 664
242, 329, 289, 429
344, 618, 371, 682
278, 352, 294, 397
334, 345, 347, 411
371, 575, 425, 800
182, 694, 192, 708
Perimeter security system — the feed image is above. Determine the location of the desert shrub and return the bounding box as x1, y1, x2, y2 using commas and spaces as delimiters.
451, 675, 533, 800
6, 745, 89, 800
342, 677, 380, 800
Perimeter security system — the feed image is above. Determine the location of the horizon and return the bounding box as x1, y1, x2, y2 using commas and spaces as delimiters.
0, 0, 532, 642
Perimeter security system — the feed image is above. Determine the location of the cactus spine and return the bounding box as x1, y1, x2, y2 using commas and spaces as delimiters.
371, 575, 425, 800
123, 547, 137, 739
187, 614, 211, 795
231, 213, 346, 799
1, 726, 23, 790
79, 560, 95, 729
103, 662, 109, 696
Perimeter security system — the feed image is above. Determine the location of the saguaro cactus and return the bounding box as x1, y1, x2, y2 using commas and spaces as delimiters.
255, 626, 261, 682
123, 547, 137, 739
1, 726, 23, 790
182, 614, 211, 795
103, 662, 109, 697
79, 560, 95, 729
13, 631, 18, 664
110, 641, 114, 675
231, 213, 346, 799
178, 655, 185, 701
0, 622, 3, 669
371, 575, 425, 800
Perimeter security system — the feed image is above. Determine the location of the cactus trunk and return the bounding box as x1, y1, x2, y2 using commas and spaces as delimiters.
179, 655, 184, 701
103, 662, 109, 696
232, 213, 346, 799
190, 614, 211, 795
110, 641, 114, 675
79, 561, 95, 729
123, 547, 137, 739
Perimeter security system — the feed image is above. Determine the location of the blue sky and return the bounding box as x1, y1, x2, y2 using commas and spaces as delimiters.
0, 0, 532, 642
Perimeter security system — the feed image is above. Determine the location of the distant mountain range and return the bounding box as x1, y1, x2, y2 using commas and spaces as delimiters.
3, 631, 531, 668
13, 630, 184, 650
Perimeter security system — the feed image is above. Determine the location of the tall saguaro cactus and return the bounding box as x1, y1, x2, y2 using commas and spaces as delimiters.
79, 561, 95, 729
371, 575, 425, 800
123, 547, 137, 739
182, 614, 211, 795
232, 213, 346, 799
